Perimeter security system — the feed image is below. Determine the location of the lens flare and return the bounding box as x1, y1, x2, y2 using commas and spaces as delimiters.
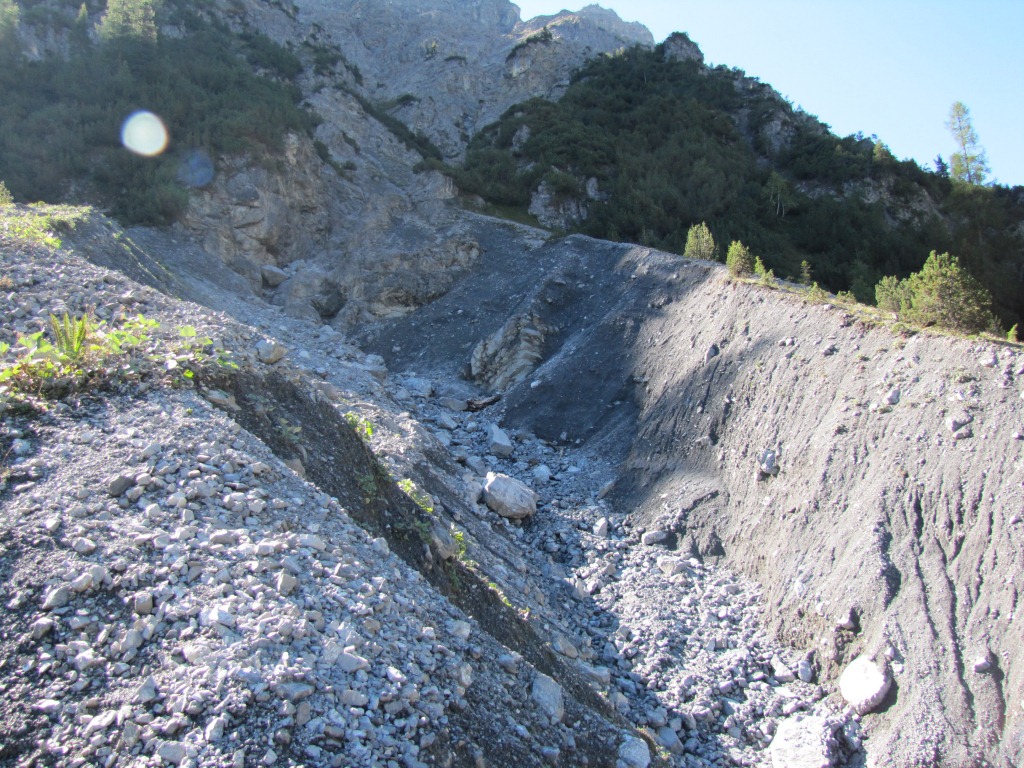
121, 111, 168, 157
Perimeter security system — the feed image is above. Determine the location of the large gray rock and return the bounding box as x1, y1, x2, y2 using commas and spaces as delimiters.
487, 424, 514, 457
531, 672, 564, 722
617, 735, 651, 768
482, 472, 538, 520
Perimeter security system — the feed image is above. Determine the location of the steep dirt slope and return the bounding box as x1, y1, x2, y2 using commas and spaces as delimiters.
361, 234, 1024, 767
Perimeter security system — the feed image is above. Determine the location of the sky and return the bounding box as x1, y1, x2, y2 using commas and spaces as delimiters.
514, 1, 1024, 187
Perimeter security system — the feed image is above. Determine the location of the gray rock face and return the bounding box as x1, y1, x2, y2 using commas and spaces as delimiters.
663, 32, 704, 65
482, 471, 538, 519
529, 180, 589, 230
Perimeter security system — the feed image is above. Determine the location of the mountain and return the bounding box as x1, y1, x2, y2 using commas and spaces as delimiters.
1, 2, 1023, 768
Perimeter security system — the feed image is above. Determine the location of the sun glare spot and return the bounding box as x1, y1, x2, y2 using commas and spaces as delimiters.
121, 111, 169, 157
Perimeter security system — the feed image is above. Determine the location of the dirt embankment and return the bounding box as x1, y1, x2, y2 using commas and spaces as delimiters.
365, 233, 1024, 767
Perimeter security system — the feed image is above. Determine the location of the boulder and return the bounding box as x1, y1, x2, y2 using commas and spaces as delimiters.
839, 655, 891, 715
255, 339, 288, 365
483, 472, 538, 520
531, 673, 564, 722
487, 424, 514, 457
260, 264, 288, 288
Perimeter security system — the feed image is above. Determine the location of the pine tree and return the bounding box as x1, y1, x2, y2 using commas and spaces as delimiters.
98, 0, 158, 42
725, 240, 754, 278
683, 221, 717, 261
946, 101, 990, 186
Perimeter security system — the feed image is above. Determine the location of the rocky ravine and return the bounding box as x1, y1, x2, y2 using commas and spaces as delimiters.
4, 209, 878, 768
361, 232, 1024, 768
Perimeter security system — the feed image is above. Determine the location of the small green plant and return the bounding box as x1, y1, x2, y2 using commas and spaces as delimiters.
345, 411, 374, 441
0, 180, 12, 207
806, 282, 830, 303
753, 256, 775, 286
48, 312, 90, 363
1008, 324, 1019, 343
398, 478, 434, 514
874, 251, 996, 334
725, 240, 754, 278
799, 260, 812, 286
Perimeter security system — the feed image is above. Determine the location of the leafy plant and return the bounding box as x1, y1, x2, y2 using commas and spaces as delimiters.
398, 478, 434, 514
345, 412, 374, 441
0, 179, 11, 206
48, 312, 90, 363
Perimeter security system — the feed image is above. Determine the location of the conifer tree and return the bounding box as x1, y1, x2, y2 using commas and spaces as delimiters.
683, 222, 717, 261
98, 0, 158, 42
946, 101, 990, 186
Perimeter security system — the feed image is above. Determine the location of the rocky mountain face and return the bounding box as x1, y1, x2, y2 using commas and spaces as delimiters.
2, 2, 1023, 768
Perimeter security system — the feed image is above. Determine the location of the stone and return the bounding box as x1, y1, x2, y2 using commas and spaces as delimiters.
134, 591, 155, 615
72, 537, 97, 555
641, 529, 673, 547
704, 344, 720, 364
771, 656, 796, 683
255, 339, 288, 364
769, 715, 837, 768
134, 676, 159, 704
487, 424, 514, 458
593, 518, 609, 538
798, 659, 815, 683
656, 726, 685, 754
759, 449, 780, 478
261, 265, 289, 288
948, 413, 973, 433
532, 464, 552, 484
973, 654, 992, 674
157, 741, 188, 765
42, 585, 70, 610
108, 475, 134, 497
205, 715, 227, 743
276, 572, 299, 596
531, 672, 564, 723
839, 655, 891, 715
482, 472, 538, 520
617, 735, 651, 768
341, 689, 369, 707
883, 387, 901, 406
338, 651, 370, 673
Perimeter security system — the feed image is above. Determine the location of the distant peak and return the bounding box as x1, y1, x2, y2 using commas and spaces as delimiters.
518, 3, 654, 47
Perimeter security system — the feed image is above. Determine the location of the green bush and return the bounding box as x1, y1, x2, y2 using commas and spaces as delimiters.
726, 240, 755, 278
875, 251, 996, 334
683, 221, 717, 261
0, 179, 12, 206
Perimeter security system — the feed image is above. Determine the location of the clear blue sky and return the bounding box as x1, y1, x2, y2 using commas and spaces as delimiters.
515, 1, 1024, 187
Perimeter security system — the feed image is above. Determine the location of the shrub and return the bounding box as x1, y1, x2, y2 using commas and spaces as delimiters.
874, 275, 907, 313
683, 221, 717, 261
1009, 324, 1019, 343
726, 240, 755, 277
0, 179, 11, 206
875, 251, 997, 334
753, 255, 774, 285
